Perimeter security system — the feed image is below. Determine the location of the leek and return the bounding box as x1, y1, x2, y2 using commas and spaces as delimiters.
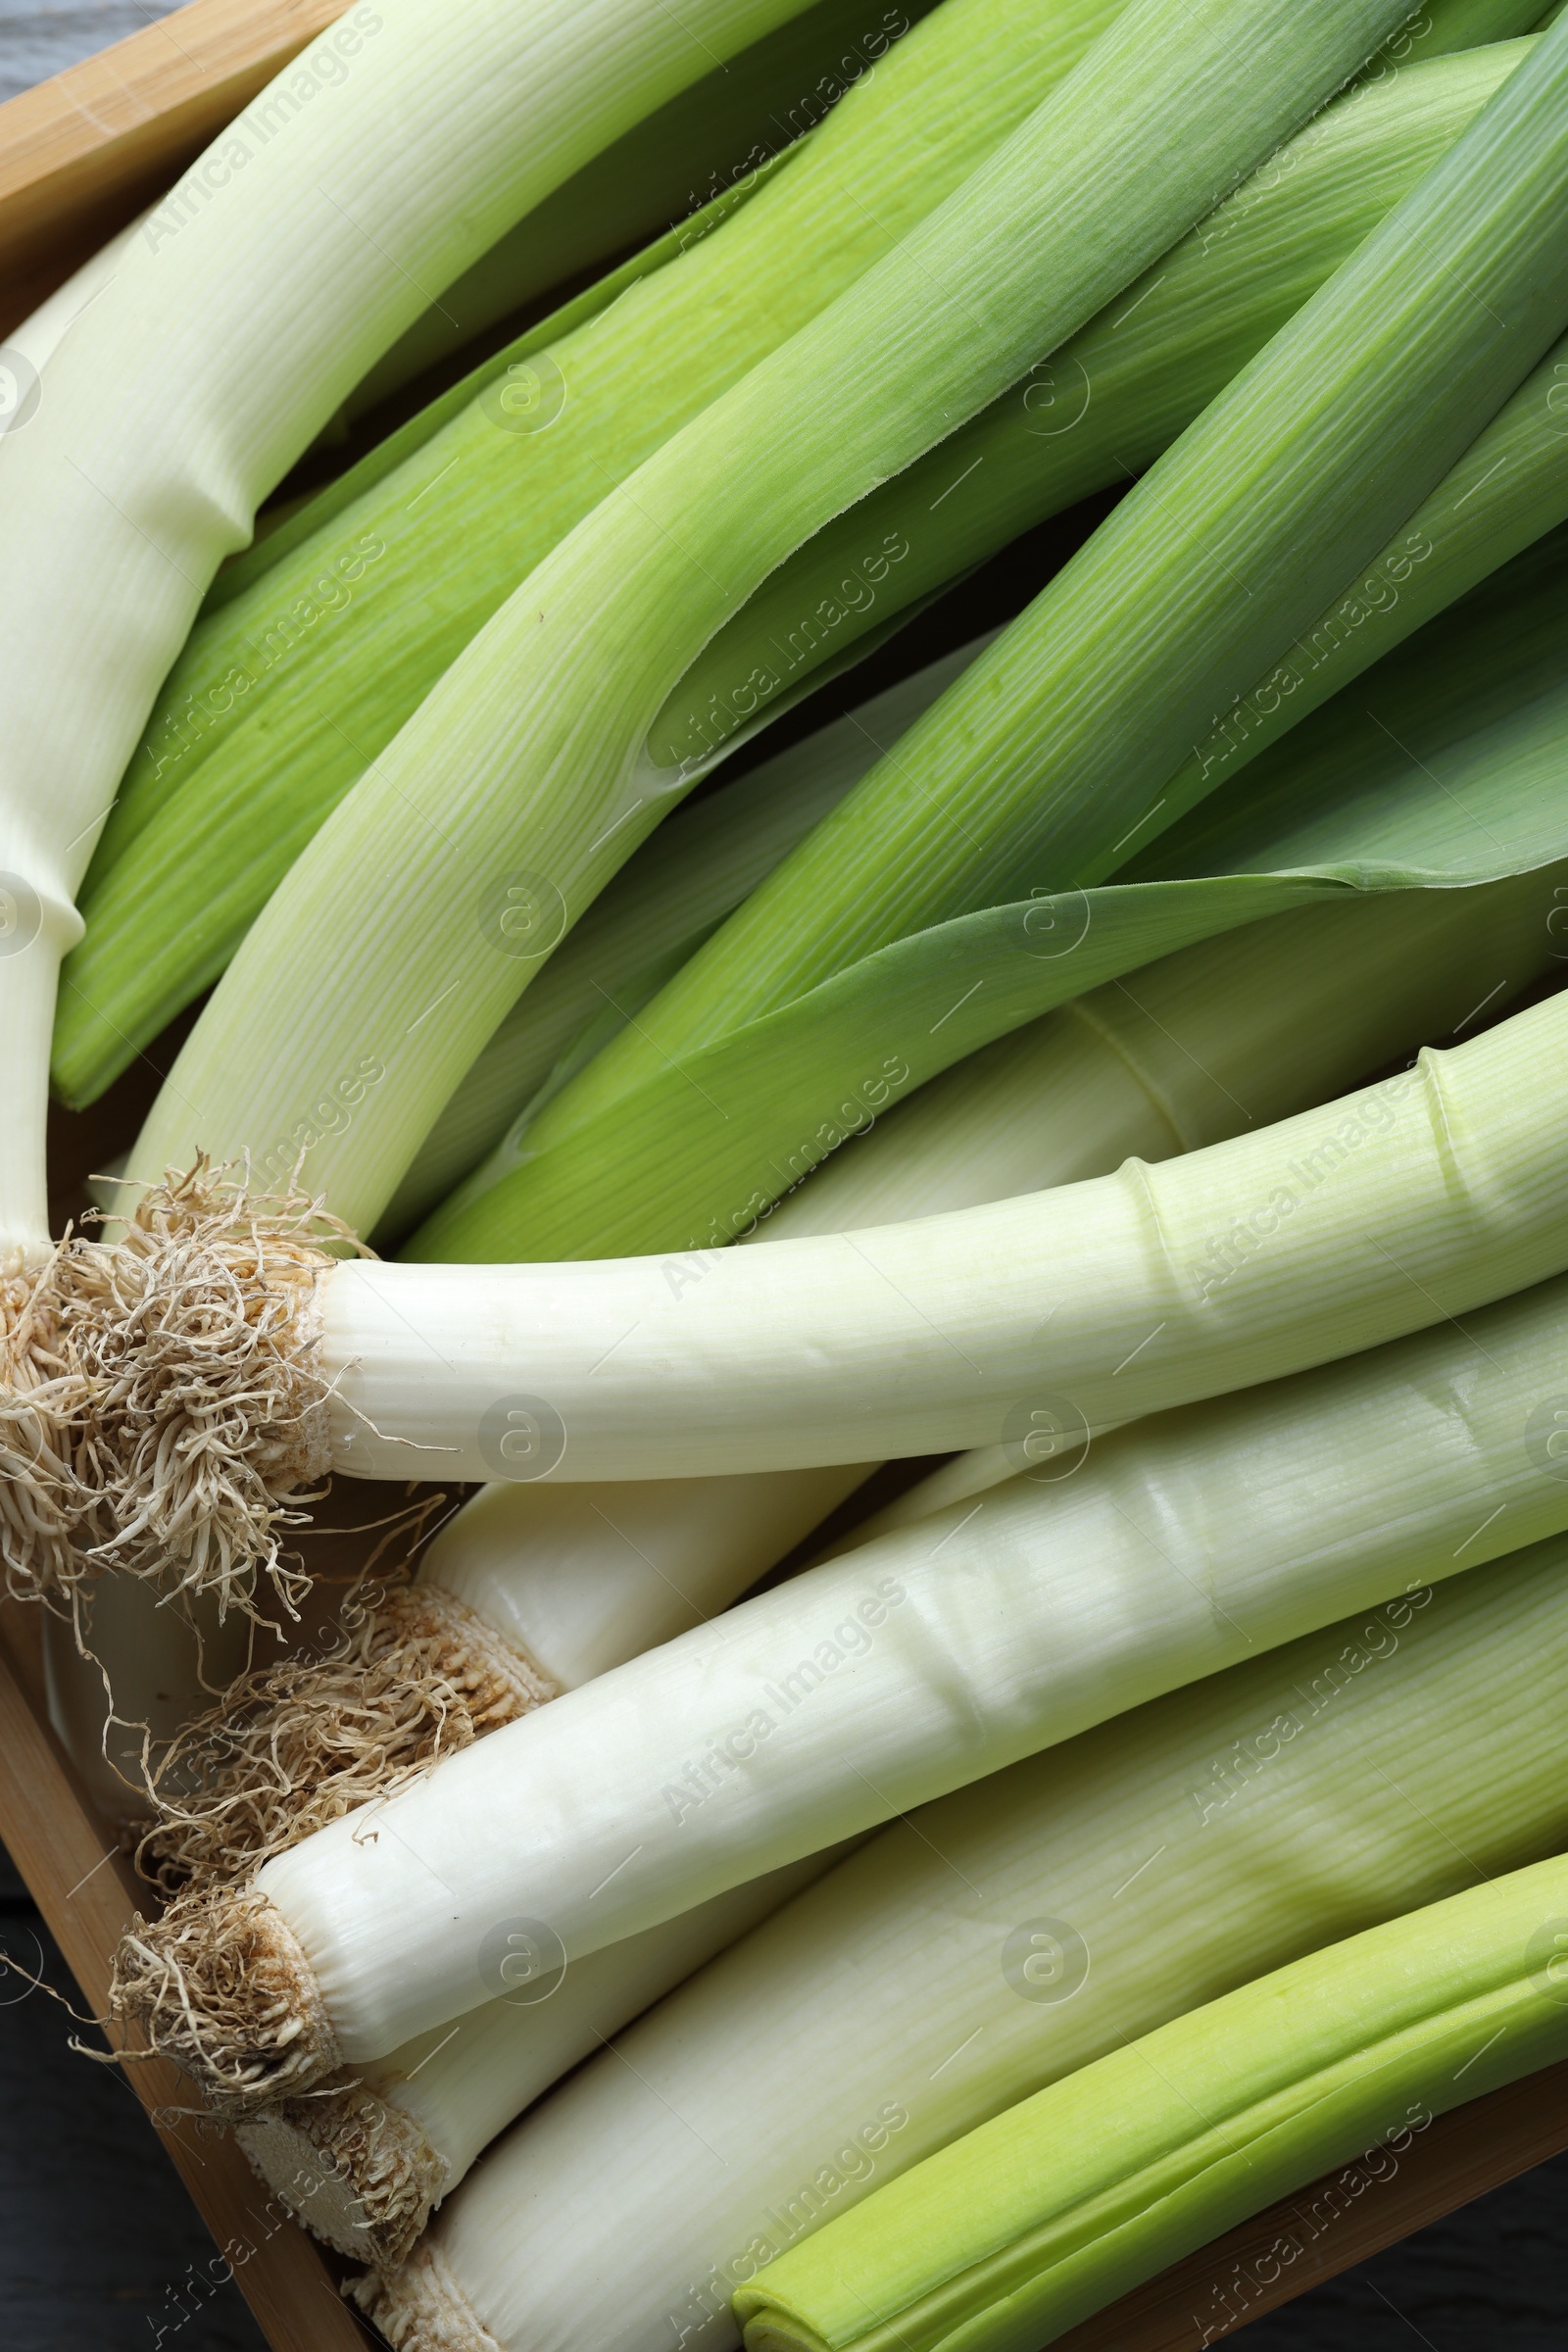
337, 0, 944, 427
139, 1461, 870, 1890
14, 976, 1568, 1616
236, 1849, 844, 2267
345, 1539, 1568, 2350
429, 471, 1568, 1262
54, 0, 1128, 1108
195, 161, 783, 622
139, 853, 1565, 1897
112, 1252, 1568, 2109
380, 650, 981, 1240
136, 856, 1568, 1892
166, 986, 1568, 1484
362, 0, 1545, 414
734, 1856, 1568, 2352
761, 858, 1568, 1235
651, 36, 1530, 770
3, 215, 143, 379
691, 10, 1568, 920
0, 0, 833, 1261
1152, 338, 1568, 839
1427, 0, 1563, 35
61, 24, 1521, 1107
123, 0, 1427, 1235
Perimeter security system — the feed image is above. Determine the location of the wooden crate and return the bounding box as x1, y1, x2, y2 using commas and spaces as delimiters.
1, 6, 1564, 2344
0, 0, 350, 338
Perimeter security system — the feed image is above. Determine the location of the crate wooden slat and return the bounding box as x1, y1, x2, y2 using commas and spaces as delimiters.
0, 0, 352, 337
1060, 2057, 1568, 2348
3, 6, 1564, 2345
0, 1611, 369, 2351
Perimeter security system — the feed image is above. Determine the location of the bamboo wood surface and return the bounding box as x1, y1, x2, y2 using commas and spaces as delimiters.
0, 0, 352, 336
0, 1608, 368, 2351
3, 6, 1566, 2345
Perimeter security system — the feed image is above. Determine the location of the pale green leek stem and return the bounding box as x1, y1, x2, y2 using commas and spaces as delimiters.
348, 1542, 1568, 2352
389, 649, 980, 1239
127, 0, 1423, 1234
257, 1255, 1568, 2080
734, 1854, 1568, 2352
0, 0, 827, 1256
60, 0, 1122, 1109
538, 20, 1568, 1145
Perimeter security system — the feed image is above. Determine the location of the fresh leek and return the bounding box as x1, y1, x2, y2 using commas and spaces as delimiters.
428, 466, 1568, 1261
123, 0, 1427, 1235
131, 847, 1564, 1909
14, 2, 1568, 2308
237, 1850, 841, 2268
444, 22, 1568, 1264
345, 1539, 1568, 2349
12, 977, 1568, 1619
137, 1461, 870, 1890
734, 1856, 1568, 2352
649, 36, 1532, 770
112, 1251, 1568, 2109
0, 0, 833, 1260
53, 0, 1127, 1107
761, 858, 1568, 1234
378, 650, 980, 1240
336, 0, 944, 426
132, 849, 1565, 1907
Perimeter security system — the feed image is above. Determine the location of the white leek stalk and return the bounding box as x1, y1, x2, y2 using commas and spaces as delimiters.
236, 1849, 843, 2266
308, 988, 1568, 1481
0, 0, 827, 1259
16, 981, 1568, 1617
348, 1537, 1568, 2351
113, 1245, 1568, 2107
419, 1469, 868, 1695
4, 217, 142, 379
135, 859, 1568, 1888
135, 1460, 871, 1891
415, 868, 1568, 1626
